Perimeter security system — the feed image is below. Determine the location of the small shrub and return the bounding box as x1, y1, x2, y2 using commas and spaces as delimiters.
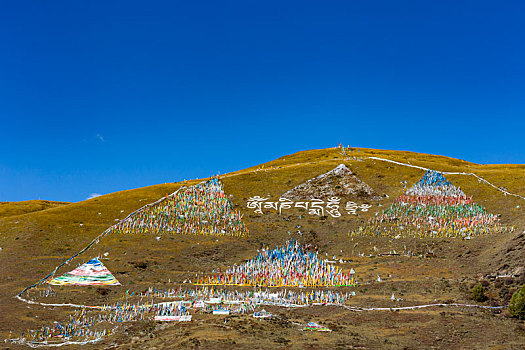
509, 285, 525, 320
471, 283, 486, 302
96, 287, 110, 296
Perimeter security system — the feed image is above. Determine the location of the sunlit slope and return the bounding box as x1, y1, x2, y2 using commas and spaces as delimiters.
0, 183, 184, 296
0, 147, 523, 306
0, 200, 70, 218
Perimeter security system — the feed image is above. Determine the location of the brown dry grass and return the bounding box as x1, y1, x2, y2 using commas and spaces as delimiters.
0, 200, 70, 218
1, 147, 524, 349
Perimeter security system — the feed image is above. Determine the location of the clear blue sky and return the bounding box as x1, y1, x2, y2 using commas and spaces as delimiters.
1, 1, 524, 202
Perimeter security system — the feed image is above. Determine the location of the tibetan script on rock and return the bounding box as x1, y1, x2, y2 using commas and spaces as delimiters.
246, 196, 371, 217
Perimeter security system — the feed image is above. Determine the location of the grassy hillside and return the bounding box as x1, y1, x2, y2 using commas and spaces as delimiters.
0, 200, 70, 218
1, 147, 524, 349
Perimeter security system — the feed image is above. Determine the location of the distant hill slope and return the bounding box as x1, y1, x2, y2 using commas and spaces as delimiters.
0, 200, 70, 218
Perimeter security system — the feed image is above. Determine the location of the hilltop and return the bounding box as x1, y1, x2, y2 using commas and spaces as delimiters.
1, 147, 524, 349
